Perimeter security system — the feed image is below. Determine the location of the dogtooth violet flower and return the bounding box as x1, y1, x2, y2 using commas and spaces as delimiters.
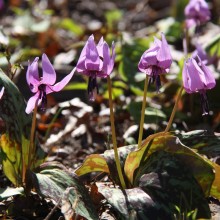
184, 0, 210, 28
138, 33, 172, 91
182, 56, 216, 115
0, 87, 4, 99
25, 53, 75, 114
76, 35, 115, 101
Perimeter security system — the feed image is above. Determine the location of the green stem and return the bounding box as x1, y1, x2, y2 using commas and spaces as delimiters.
107, 76, 126, 189
164, 86, 184, 132
25, 101, 38, 180
138, 75, 149, 148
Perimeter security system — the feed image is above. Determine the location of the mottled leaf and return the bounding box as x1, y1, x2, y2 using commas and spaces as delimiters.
75, 154, 109, 176
103, 145, 137, 184
0, 187, 24, 200
31, 161, 98, 220
0, 71, 45, 186
97, 182, 173, 220
124, 134, 214, 197
210, 162, 220, 199
138, 151, 211, 219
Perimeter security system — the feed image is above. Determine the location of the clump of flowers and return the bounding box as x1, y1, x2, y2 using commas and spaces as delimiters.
138, 33, 172, 91
76, 34, 115, 101
184, 0, 210, 28
26, 53, 75, 114
182, 56, 216, 115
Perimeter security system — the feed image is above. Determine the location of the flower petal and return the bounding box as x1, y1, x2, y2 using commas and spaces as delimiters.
199, 61, 216, 89
183, 58, 205, 93
138, 47, 158, 73
85, 36, 100, 71
99, 41, 115, 77
25, 92, 41, 114
41, 53, 56, 85
26, 57, 40, 93
96, 36, 104, 58
76, 36, 91, 74
0, 87, 4, 99
50, 67, 75, 92
157, 33, 172, 69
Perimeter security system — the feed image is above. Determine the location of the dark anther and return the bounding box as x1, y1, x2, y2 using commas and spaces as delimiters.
88, 76, 99, 101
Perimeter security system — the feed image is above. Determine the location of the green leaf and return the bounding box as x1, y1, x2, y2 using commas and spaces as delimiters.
75, 154, 109, 176
0, 187, 24, 200
205, 33, 220, 57
127, 102, 166, 124
64, 82, 87, 90
138, 151, 211, 219
103, 145, 137, 185
0, 71, 45, 186
31, 20, 50, 33
97, 183, 173, 220
59, 18, 84, 36
32, 162, 98, 220
124, 134, 214, 197
177, 130, 220, 199
105, 9, 123, 30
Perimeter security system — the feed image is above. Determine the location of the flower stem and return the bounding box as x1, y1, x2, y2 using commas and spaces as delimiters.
164, 86, 184, 132
107, 76, 126, 189
138, 75, 149, 149
23, 100, 38, 184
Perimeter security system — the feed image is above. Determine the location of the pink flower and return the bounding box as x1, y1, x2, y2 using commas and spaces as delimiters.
0, 87, 4, 99
184, 0, 210, 28
192, 43, 217, 66
26, 53, 75, 114
76, 35, 115, 101
182, 56, 216, 115
138, 33, 172, 91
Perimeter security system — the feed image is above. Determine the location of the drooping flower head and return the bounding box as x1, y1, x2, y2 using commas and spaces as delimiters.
182, 56, 216, 115
184, 0, 210, 28
26, 53, 75, 114
0, 87, 4, 99
76, 35, 115, 101
138, 33, 172, 91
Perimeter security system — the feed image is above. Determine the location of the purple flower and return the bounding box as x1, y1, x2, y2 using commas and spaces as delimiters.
25, 53, 75, 114
192, 43, 217, 66
0, 87, 4, 99
138, 33, 172, 91
76, 35, 115, 101
184, 0, 210, 28
182, 56, 216, 115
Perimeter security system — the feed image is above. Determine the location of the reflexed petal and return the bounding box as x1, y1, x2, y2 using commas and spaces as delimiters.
25, 92, 41, 114
153, 37, 161, 47
192, 44, 208, 63
50, 67, 75, 92
182, 60, 192, 93
85, 35, 100, 71
42, 53, 56, 85
0, 87, 4, 99
157, 33, 172, 69
183, 58, 205, 93
99, 42, 113, 77
199, 61, 216, 89
76, 37, 90, 73
96, 36, 104, 58
26, 57, 40, 93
